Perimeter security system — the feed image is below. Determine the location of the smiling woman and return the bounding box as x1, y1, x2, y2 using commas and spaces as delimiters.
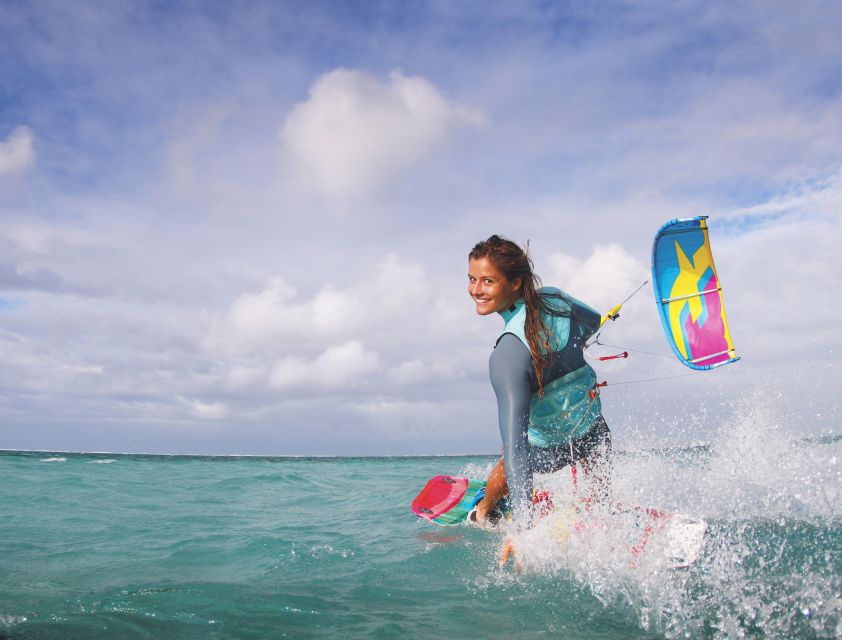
467, 255, 522, 316
466, 235, 612, 556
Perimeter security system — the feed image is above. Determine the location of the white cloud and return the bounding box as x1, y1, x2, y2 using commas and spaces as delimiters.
720, 167, 842, 223
227, 276, 297, 338
546, 243, 650, 311
309, 284, 364, 332
712, 178, 842, 363
225, 364, 268, 390
4, 2, 842, 455
179, 396, 229, 420
388, 357, 465, 386
205, 276, 362, 351
279, 68, 485, 198
270, 341, 381, 390
368, 253, 434, 317
4, 220, 60, 254
206, 254, 433, 356
0, 126, 36, 174
208, 276, 366, 353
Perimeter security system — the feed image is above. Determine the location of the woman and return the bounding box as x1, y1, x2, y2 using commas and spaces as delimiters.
467, 235, 612, 534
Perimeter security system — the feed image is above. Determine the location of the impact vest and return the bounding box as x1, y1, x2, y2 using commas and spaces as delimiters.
499, 287, 602, 447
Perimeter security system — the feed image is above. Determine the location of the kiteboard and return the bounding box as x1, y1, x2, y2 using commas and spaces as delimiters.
410, 475, 498, 526
411, 475, 706, 568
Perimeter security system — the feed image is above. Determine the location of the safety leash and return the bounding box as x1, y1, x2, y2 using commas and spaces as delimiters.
566, 379, 606, 494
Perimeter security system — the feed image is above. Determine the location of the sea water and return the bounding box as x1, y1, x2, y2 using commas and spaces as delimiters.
1, 428, 840, 638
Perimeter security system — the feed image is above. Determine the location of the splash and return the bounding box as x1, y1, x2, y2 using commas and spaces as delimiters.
491, 391, 842, 637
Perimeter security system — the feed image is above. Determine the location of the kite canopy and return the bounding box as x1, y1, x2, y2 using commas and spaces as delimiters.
652, 216, 739, 370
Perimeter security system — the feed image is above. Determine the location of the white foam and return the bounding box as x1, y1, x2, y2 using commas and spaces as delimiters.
485, 389, 842, 637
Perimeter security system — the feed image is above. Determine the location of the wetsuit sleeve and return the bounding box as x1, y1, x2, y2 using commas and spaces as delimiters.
489, 333, 534, 527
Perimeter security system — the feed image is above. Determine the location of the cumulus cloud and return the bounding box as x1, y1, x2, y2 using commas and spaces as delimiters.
367, 253, 434, 318
270, 341, 381, 390
4, 2, 841, 454
546, 243, 650, 311
227, 276, 297, 337
279, 68, 485, 198
387, 357, 465, 386
206, 276, 365, 354
0, 126, 36, 174
309, 284, 364, 332
206, 254, 433, 355
200, 252, 458, 401
179, 396, 229, 420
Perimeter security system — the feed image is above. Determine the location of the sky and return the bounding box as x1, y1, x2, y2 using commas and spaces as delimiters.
1, 0, 840, 455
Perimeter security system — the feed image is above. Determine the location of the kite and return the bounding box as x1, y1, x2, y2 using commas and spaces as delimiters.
651, 216, 739, 370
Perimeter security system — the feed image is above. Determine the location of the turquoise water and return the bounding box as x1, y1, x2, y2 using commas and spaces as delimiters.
1, 435, 840, 638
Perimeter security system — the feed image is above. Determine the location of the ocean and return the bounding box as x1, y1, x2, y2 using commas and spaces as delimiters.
1, 431, 840, 638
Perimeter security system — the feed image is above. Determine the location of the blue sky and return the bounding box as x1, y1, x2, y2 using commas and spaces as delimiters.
1, 0, 840, 455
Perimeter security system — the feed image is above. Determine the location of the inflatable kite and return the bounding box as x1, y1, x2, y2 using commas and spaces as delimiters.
652, 216, 739, 370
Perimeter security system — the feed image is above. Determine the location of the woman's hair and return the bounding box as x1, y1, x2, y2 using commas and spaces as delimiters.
469, 234, 567, 394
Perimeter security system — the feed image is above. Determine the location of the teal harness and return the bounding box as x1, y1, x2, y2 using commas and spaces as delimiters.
499, 288, 602, 447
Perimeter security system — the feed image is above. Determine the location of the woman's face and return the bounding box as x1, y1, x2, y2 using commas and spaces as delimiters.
468, 257, 522, 316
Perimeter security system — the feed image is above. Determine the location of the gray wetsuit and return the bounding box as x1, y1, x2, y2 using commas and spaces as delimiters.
490, 289, 611, 526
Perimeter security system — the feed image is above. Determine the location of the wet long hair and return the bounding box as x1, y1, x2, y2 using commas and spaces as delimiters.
469, 235, 569, 394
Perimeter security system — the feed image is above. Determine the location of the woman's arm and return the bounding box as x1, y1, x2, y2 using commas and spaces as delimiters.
489, 333, 534, 526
